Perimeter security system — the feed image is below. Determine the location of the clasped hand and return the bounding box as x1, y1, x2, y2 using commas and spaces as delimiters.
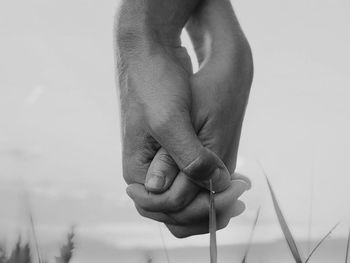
115, 0, 253, 238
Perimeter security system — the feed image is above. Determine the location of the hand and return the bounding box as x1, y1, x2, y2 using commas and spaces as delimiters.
116, 45, 231, 192
115, 0, 234, 198
115, 0, 253, 237
125, 0, 254, 237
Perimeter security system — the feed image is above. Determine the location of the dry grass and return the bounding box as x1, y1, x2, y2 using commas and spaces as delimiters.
55, 229, 75, 263
3, 238, 31, 263
0, 229, 75, 263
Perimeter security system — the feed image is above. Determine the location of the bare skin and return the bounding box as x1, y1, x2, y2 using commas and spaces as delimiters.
114, 0, 253, 238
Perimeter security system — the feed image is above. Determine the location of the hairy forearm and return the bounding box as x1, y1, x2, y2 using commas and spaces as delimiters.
115, 0, 202, 49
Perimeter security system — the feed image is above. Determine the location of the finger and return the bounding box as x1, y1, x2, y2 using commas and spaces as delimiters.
145, 148, 178, 193
122, 124, 160, 185
128, 179, 249, 225
149, 111, 231, 192
127, 173, 200, 212
135, 205, 178, 225
231, 173, 252, 189
135, 199, 245, 229
183, 148, 232, 192
168, 179, 249, 225
166, 200, 246, 238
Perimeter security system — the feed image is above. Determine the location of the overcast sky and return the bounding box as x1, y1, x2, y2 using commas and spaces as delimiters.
0, 0, 349, 249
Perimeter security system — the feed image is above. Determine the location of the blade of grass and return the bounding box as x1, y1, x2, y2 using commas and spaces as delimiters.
209, 180, 217, 263
304, 222, 339, 263
264, 174, 303, 263
242, 207, 260, 263
345, 228, 350, 263
29, 211, 42, 263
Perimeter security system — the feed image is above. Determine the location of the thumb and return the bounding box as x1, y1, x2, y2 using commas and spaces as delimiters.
149, 113, 230, 192
145, 148, 179, 193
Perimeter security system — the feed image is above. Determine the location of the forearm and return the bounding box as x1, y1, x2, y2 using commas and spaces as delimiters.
115, 0, 202, 49
187, 0, 252, 68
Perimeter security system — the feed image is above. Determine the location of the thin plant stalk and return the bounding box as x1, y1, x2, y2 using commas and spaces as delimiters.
209, 180, 217, 263
304, 222, 339, 263
264, 174, 303, 263
242, 207, 260, 263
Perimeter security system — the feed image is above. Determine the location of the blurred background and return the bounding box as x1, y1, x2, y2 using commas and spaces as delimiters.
0, 0, 349, 262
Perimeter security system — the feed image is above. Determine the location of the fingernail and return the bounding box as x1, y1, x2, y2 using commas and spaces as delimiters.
208, 168, 228, 192
146, 175, 166, 191
233, 179, 251, 191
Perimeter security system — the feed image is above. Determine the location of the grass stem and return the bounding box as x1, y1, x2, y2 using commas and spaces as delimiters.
209, 180, 217, 263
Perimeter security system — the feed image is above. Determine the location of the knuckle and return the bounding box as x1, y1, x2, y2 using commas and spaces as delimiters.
123, 173, 133, 185
147, 109, 175, 135
148, 118, 170, 136
148, 169, 164, 179
122, 155, 146, 184
157, 152, 175, 167
133, 147, 153, 166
